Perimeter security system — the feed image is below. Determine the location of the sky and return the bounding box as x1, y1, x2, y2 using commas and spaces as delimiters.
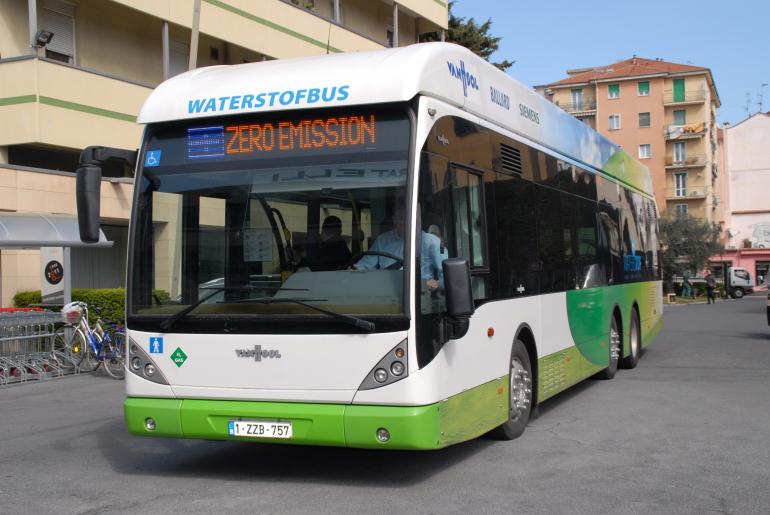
451, 0, 770, 125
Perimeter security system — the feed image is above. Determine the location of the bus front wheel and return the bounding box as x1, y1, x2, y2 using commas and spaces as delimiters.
490, 339, 532, 440
596, 316, 621, 380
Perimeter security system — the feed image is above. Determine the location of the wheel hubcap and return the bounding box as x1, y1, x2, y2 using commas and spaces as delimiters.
510, 357, 532, 422
610, 326, 621, 364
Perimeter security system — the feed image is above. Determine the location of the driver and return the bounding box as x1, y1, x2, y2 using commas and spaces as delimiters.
355, 206, 446, 290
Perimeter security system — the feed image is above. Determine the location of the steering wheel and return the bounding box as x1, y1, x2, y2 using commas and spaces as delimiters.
350, 250, 404, 270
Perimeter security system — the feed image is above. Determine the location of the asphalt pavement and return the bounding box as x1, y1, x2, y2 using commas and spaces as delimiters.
1, 294, 769, 514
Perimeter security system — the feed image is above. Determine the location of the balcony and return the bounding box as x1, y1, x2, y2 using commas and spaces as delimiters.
663, 89, 707, 105
555, 100, 597, 116
665, 154, 707, 168
0, 56, 149, 150
664, 122, 707, 140
665, 186, 708, 200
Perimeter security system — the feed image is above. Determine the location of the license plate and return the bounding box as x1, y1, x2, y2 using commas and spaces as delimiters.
228, 419, 293, 439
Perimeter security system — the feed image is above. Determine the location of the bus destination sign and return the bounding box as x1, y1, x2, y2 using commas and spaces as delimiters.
187, 114, 377, 160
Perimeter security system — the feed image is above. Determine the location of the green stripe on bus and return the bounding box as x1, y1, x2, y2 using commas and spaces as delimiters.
0, 94, 38, 107
124, 377, 509, 450
38, 96, 137, 122
204, 0, 343, 53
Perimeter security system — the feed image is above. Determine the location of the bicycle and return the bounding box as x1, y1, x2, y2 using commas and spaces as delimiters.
53, 302, 126, 379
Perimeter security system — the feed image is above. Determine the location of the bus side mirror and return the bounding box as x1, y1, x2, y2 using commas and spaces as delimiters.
75, 146, 137, 243
443, 258, 474, 339
76, 164, 102, 243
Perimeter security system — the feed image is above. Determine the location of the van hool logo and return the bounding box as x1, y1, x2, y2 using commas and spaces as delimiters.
447, 60, 479, 97
235, 345, 282, 362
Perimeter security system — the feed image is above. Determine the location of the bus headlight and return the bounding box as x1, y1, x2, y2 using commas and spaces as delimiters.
358, 339, 408, 390
128, 337, 169, 385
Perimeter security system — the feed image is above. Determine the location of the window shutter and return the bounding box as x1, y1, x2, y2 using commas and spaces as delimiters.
40, 4, 75, 60
608, 84, 619, 98
638, 81, 650, 95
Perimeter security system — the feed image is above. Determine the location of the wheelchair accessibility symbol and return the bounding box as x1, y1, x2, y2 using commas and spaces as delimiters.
145, 150, 162, 167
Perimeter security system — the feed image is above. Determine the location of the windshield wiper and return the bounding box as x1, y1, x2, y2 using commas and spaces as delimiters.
230, 297, 376, 332
158, 286, 252, 332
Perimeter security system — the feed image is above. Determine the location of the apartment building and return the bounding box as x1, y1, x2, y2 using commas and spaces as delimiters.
535, 57, 721, 223
709, 112, 770, 285
0, 0, 448, 306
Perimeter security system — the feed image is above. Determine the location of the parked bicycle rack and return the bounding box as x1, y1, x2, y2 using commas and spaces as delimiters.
0, 310, 63, 385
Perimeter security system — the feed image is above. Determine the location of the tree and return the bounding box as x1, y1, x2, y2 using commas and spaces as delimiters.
659, 215, 724, 291
419, 1, 514, 71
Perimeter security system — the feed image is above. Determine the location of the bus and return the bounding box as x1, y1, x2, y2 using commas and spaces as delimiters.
76, 42, 662, 449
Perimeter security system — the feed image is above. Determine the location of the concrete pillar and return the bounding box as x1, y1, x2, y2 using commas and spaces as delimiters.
162, 21, 170, 80
0, 146, 8, 165
189, 0, 201, 70
27, 0, 38, 55
392, 2, 399, 48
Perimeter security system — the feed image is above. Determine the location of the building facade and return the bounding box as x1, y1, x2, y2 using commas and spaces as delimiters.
0, 0, 448, 306
535, 57, 721, 223
709, 112, 770, 286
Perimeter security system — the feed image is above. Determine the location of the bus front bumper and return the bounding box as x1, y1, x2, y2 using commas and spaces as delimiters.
124, 397, 444, 450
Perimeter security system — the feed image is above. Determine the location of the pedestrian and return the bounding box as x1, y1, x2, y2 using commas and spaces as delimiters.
682, 273, 694, 299
705, 271, 717, 304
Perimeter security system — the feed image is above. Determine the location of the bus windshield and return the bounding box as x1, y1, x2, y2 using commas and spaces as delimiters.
129, 105, 411, 333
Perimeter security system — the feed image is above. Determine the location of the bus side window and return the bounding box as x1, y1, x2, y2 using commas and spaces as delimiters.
494, 173, 538, 297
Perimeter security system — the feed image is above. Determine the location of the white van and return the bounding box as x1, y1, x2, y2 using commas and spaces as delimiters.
727, 267, 754, 299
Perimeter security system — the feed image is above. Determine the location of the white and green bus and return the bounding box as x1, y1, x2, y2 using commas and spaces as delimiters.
77, 43, 662, 449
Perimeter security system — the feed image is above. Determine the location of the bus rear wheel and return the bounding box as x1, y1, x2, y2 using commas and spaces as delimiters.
490, 339, 532, 440
621, 309, 641, 369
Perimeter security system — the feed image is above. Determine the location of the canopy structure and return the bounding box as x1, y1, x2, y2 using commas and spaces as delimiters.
0, 213, 113, 305
0, 213, 112, 249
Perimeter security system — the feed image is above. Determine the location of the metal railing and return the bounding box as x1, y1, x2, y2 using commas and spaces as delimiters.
664, 186, 708, 200
665, 154, 707, 167
555, 100, 597, 112
0, 310, 62, 385
663, 89, 707, 104
664, 122, 707, 139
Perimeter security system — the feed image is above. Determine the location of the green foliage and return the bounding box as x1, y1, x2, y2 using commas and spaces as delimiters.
659, 215, 724, 286
13, 288, 171, 323
14, 288, 123, 323
420, 1, 514, 71
12, 290, 42, 308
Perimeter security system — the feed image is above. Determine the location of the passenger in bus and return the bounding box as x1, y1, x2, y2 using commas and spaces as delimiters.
305, 215, 351, 271
355, 206, 446, 290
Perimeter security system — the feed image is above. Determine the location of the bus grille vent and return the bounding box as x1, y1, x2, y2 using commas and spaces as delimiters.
500, 144, 523, 174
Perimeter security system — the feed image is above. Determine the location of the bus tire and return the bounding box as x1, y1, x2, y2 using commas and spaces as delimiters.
490, 339, 532, 440
620, 309, 641, 369
596, 316, 621, 380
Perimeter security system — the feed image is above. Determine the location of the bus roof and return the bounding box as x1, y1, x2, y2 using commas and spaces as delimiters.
138, 42, 653, 196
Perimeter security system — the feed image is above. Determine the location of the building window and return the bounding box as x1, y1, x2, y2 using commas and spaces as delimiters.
608, 114, 621, 130
639, 144, 651, 159
639, 112, 651, 127
674, 109, 687, 125
608, 84, 620, 99
674, 141, 687, 163
675, 172, 687, 196
40, 0, 76, 64
571, 88, 583, 109
638, 81, 650, 96
675, 204, 688, 219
